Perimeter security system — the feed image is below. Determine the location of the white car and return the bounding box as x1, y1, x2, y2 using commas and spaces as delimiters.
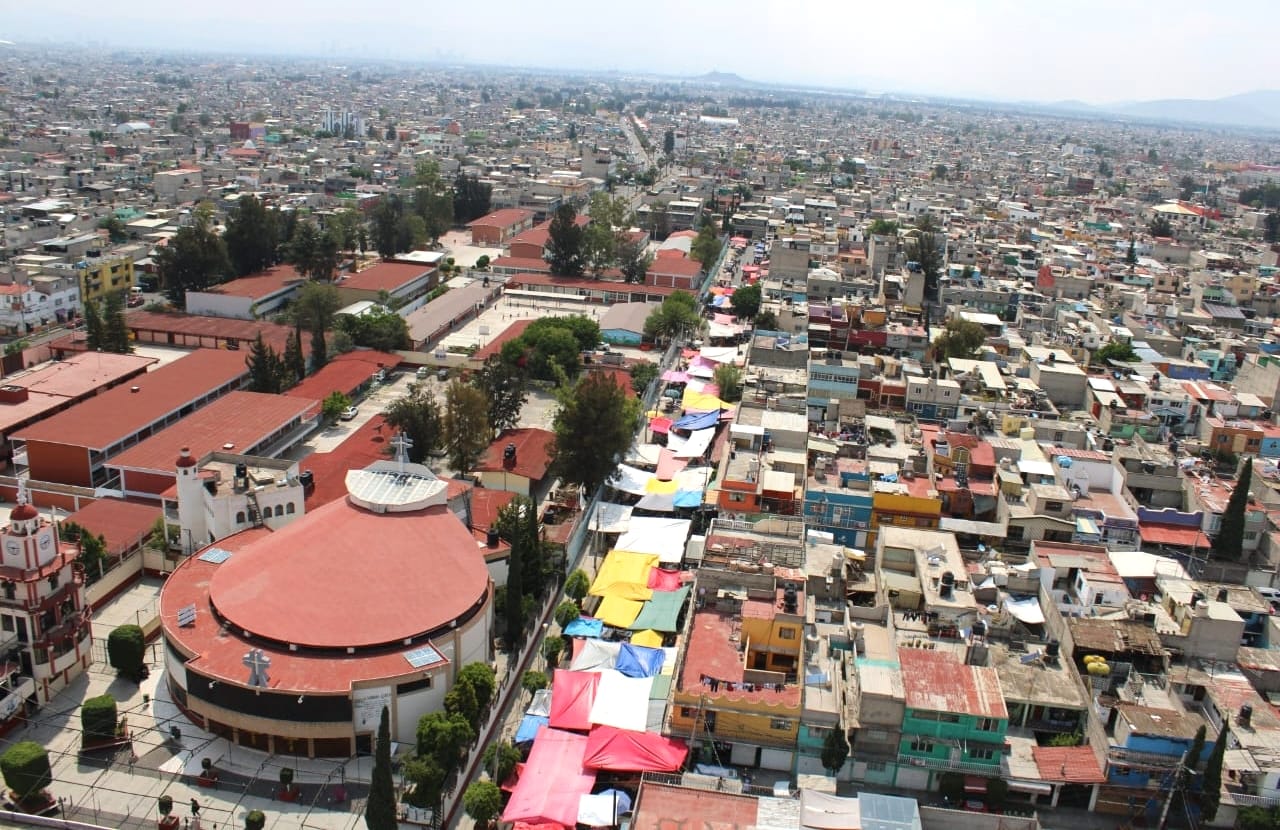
340, 406, 358, 421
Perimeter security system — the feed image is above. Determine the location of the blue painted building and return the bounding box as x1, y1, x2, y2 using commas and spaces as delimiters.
804, 460, 874, 548
1108, 703, 1212, 788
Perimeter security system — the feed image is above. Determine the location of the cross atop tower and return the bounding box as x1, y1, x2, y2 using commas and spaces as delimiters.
243, 648, 271, 688
15, 478, 29, 507
390, 433, 414, 472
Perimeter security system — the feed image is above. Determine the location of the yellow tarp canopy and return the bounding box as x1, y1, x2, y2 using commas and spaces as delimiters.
681, 388, 729, 412
644, 477, 679, 495
630, 629, 664, 648
588, 550, 658, 601
597, 595, 644, 628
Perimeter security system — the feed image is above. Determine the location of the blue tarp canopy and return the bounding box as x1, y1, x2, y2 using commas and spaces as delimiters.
563, 616, 605, 638
673, 410, 720, 431
673, 490, 704, 508
515, 714, 549, 743
615, 643, 666, 678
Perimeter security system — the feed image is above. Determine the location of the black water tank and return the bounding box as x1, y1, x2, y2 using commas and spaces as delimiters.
235, 463, 248, 479
486, 528, 500, 548
299, 470, 314, 490
1240, 703, 1254, 728
1046, 640, 1060, 658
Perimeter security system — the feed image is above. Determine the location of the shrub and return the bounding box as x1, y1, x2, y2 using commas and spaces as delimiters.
279, 767, 294, 789
521, 670, 548, 696
463, 780, 502, 826
107, 624, 146, 680
81, 694, 118, 742
565, 569, 590, 602
554, 600, 580, 630
0, 741, 52, 805
542, 635, 564, 665
158, 794, 174, 816
245, 809, 266, 830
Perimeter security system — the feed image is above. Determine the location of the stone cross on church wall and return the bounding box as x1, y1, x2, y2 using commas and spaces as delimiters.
243, 648, 271, 687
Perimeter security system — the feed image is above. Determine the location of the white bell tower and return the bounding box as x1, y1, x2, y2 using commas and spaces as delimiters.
175, 447, 206, 554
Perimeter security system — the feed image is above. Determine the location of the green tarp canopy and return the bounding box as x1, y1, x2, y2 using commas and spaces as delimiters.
629, 586, 691, 633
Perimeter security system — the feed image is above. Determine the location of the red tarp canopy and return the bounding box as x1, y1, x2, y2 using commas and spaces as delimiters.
503, 727, 596, 826
647, 568, 686, 592
548, 670, 600, 732
583, 725, 689, 772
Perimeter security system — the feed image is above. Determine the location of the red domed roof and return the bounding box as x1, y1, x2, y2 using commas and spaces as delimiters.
9, 503, 38, 521
176, 446, 198, 468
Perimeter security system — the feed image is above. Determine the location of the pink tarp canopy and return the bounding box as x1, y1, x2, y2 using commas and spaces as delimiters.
583, 726, 690, 772
713, 313, 737, 325
649, 417, 672, 435
548, 670, 601, 732
655, 448, 688, 481
742, 264, 760, 273
503, 727, 597, 826
647, 567, 687, 591
661, 370, 690, 383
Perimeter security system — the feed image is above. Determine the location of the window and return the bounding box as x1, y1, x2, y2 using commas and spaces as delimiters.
778, 627, 797, 640
866, 760, 887, 772
235, 511, 246, 525
770, 719, 791, 731
285, 503, 295, 515
909, 738, 934, 754
0, 615, 11, 632
1044, 501, 1064, 513
975, 718, 997, 731
967, 747, 996, 761
679, 707, 697, 718
48, 574, 58, 591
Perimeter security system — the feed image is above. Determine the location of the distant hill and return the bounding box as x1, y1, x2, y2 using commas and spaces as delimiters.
1109, 90, 1280, 130
697, 71, 753, 87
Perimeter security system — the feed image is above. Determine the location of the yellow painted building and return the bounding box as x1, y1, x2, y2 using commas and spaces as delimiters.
77, 256, 135, 305
869, 483, 942, 548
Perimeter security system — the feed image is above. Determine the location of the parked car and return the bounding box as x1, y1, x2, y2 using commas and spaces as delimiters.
340, 406, 358, 421
416, 366, 431, 379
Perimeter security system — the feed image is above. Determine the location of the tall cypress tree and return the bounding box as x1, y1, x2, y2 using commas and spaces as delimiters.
83, 299, 104, 351
365, 706, 396, 830
1213, 458, 1253, 561
505, 515, 525, 654
1201, 721, 1228, 823
102, 291, 131, 352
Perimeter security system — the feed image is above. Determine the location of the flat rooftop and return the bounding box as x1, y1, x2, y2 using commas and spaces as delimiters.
191, 264, 304, 299
106, 391, 317, 475
679, 608, 802, 707
0, 352, 156, 435
987, 642, 1089, 710
12, 349, 249, 450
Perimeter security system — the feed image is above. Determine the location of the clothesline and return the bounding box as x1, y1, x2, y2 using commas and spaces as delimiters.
697, 673, 787, 693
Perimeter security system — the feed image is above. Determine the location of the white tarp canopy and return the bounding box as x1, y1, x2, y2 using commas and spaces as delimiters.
579, 793, 632, 827
707, 321, 742, 340
570, 639, 621, 672
688, 362, 716, 379
634, 492, 675, 512
591, 502, 634, 533
800, 790, 862, 830
1018, 458, 1055, 477
1004, 596, 1046, 625
672, 428, 716, 459
627, 444, 663, 466
609, 464, 654, 496
699, 346, 739, 364
616, 517, 693, 563
527, 689, 553, 718
588, 670, 653, 731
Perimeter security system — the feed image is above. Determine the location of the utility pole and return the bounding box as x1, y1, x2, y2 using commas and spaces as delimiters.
1157, 748, 1190, 830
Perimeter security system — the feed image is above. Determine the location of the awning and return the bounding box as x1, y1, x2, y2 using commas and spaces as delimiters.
589, 551, 658, 600
673, 409, 721, 430
582, 726, 688, 773
629, 585, 691, 633
1075, 516, 1100, 537
1004, 596, 1046, 625
1008, 780, 1054, 796
588, 671, 653, 732
597, 595, 644, 628
579, 791, 633, 827
570, 639, 621, 672
964, 775, 988, 794
590, 502, 633, 534
615, 644, 666, 678
608, 464, 653, 496
670, 428, 715, 459
616, 517, 692, 564
548, 672, 601, 732
515, 714, 549, 744
630, 630, 664, 648
563, 616, 604, 639
502, 727, 596, 826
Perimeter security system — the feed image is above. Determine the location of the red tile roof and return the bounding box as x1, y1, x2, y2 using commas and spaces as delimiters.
470, 487, 518, 531
0, 352, 156, 435
1138, 523, 1210, 547
633, 783, 758, 830
204, 497, 489, 650
491, 256, 551, 273
475, 428, 555, 481
287, 350, 400, 405
124, 311, 300, 355
467, 208, 534, 229
898, 647, 1008, 719
63, 497, 161, 557
648, 258, 702, 279
472, 319, 533, 363
339, 261, 434, 293
12, 349, 249, 450
1033, 746, 1106, 784
106, 391, 316, 475
506, 273, 680, 297
195, 265, 304, 299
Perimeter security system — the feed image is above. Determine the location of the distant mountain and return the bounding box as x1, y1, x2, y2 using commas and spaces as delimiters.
697, 71, 754, 87
1109, 90, 1280, 130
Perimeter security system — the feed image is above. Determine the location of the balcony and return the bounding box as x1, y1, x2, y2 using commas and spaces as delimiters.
896, 752, 1005, 775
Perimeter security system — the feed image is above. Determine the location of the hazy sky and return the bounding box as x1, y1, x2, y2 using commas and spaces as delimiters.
7, 0, 1278, 104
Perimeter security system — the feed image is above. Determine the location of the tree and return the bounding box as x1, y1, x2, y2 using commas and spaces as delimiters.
1094, 340, 1138, 364
156, 203, 230, 307
382, 383, 443, 463
821, 726, 850, 775
542, 634, 565, 665
482, 741, 521, 784
663, 129, 675, 156
496, 495, 549, 601
245, 333, 286, 393
553, 371, 640, 495
689, 219, 721, 271
714, 363, 743, 403
81, 694, 119, 742
443, 381, 490, 474
458, 662, 497, 712
932, 164, 948, 181
1265, 212, 1280, 244
463, 780, 502, 827
83, 299, 105, 351
565, 569, 590, 603
294, 282, 342, 371
245, 810, 266, 830
908, 215, 944, 303
62, 521, 108, 584
1201, 721, 1228, 822
521, 670, 548, 696
618, 235, 653, 284
1187, 723, 1207, 769
755, 309, 779, 331
453, 173, 493, 224
1213, 457, 1253, 561
0, 742, 51, 809
630, 361, 659, 395
647, 202, 670, 240
370, 196, 406, 259
546, 204, 587, 277
555, 599, 581, 629
98, 214, 128, 243
339, 307, 411, 351
416, 711, 475, 770
644, 291, 701, 343
730, 283, 762, 319
107, 624, 146, 680
322, 391, 352, 422
445, 678, 480, 727
102, 291, 131, 353
282, 327, 306, 385
223, 195, 279, 277
1149, 214, 1174, 238
505, 513, 526, 650
474, 359, 527, 437
1126, 238, 1137, 268
867, 218, 898, 236
1179, 174, 1199, 201
931, 318, 987, 360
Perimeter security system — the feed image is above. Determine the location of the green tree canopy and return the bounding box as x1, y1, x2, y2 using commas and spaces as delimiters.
553, 371, 640, 495
338, 307, 410, 351
454, 173, 493, 225
156, 203, 230, 307
521, 670, 549, 696
644, 291, 701, 342
565, 568, 591, 602
730, 283, 762, 319
102, 291, 131, 353
0, 742, 51, 807
630, 361, 659, 395
382, 383, 443, 463
867, 218, 898, 236
107, 624, 146, 680
223, 195, 279, 277
932, 318, 987, 360
321, 391, 352, 422
1149, 214, 1174, 238
245, 333, 287, 393
821, 726, 850, 775
81, 694, 119, 742
459, 663, 497, 711
443, 380, 490, 473
689, 220, 721, 270
474, 359, 528, 437
416, 711, 475, 770
555, 599, 581, 629
1213, 457, 1253, 561
546, 205, 587, 277
714, 363, 744, 403
463, 780, 502, 827
1093, 340, 1138, 364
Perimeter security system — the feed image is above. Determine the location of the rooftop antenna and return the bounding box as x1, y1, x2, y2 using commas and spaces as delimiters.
390, 433, 414, 473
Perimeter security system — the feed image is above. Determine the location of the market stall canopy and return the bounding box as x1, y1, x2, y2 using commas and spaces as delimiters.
590, 502, 633, 534
590, 551, 659, 600
502, 727, 596, 827
629, 585, 692, 633
615, 643, 666, 678
548, 671, 601, 732
563, 616, 605, 639
582, 726, 689, 772
570, 639, 621, 672
616, 517, 692, 564
588, 671, 654, 731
